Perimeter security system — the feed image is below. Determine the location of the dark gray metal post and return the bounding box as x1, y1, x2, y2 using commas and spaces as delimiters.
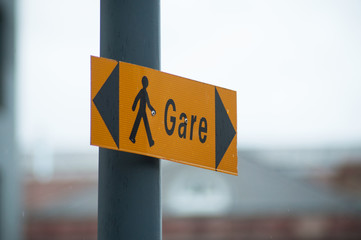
98, 0, 161, 239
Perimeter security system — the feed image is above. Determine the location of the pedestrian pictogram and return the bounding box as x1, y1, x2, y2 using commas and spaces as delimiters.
91, 56, 238, 175
129, 76, 156, 147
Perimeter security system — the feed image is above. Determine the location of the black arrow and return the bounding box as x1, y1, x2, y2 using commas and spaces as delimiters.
93, 63, 119, 148
215, 88, 236, 170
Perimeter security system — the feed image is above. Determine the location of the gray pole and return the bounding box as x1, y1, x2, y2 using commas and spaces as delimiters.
98, 0, 161, 239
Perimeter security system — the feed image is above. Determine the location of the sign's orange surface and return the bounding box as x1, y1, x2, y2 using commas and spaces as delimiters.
91, 56, 237, 175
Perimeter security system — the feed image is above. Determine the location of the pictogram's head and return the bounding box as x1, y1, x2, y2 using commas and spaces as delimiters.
142, 76, 149, 88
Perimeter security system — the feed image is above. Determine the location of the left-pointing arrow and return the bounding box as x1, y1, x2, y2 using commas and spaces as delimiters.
93, 63, 119, 148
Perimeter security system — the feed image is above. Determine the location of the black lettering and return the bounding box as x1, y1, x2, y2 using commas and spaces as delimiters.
178, 113, 187, 139
199, 117, 207, 143
190, 115, 197, 140
164, 99, 176, 135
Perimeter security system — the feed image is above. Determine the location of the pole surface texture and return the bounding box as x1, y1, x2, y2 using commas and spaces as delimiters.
98, 0, 161, 239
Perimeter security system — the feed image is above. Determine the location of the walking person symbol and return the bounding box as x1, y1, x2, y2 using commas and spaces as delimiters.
129, 76, 156, 147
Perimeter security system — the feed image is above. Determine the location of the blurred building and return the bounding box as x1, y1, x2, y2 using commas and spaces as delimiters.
23, 152, 98, 240
0, 0, 22, 239
23, 149, 361, 240
162, 157, 361, 240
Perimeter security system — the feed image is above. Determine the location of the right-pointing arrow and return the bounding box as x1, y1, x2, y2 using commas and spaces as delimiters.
215, 87, 236, 170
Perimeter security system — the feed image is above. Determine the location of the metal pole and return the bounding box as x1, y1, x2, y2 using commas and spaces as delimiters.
98, 0, 161, 239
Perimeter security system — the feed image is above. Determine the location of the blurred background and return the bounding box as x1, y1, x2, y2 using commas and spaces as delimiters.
1, 0, 361, 239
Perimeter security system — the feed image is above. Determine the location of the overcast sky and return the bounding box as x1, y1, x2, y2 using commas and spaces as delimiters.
16, 0, 361, 153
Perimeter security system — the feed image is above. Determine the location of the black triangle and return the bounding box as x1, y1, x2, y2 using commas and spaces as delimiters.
215, 88, 236, 170
93, 63, 119, 148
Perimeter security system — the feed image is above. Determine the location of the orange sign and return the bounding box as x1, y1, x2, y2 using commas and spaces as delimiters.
91, 56, 237, 175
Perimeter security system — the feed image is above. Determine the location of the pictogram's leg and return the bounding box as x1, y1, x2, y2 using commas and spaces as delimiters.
130, 112, 142, 143
143, 114, 154, 147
